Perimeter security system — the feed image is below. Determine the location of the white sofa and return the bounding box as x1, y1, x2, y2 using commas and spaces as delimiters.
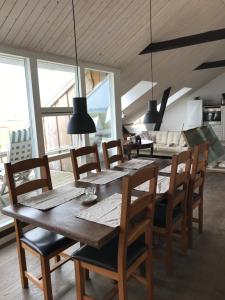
137, 131, 188, 157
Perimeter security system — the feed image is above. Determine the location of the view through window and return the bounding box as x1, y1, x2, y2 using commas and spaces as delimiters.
85, 68, 113, 163
38, 61, 77, 187
0, 55, 31, 226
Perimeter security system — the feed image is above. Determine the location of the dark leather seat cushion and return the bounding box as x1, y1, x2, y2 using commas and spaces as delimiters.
21, 227, 74, 256
71, 237, 147, 272
154, 198, 182, 228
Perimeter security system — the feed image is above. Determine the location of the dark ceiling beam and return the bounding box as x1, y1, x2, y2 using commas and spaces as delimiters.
194, 59, 225, 70
139, 28, 225, 54
154, 87, 172, 131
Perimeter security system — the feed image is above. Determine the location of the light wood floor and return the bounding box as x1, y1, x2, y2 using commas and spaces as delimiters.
0, 172, 225, 299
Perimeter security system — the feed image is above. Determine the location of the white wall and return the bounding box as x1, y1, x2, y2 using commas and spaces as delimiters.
161, 70, 225, 131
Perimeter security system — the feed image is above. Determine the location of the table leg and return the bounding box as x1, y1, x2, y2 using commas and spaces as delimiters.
128, 150, 131, 160
149, 144, 154, 156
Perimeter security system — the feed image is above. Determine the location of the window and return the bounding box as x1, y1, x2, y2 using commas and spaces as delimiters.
121, 81, 157, 111
0, 54, 31, 226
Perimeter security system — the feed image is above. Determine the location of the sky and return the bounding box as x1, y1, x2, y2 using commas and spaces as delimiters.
0, 62, 76, 123
0, 63, 29, 122
0, 60, 111, 150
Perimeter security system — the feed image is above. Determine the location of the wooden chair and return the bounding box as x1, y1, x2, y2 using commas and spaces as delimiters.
5, 155, 75, 300
187, 143, 209, 248
153, 150, 192, 274
70, 145, 101, 181
72, 165, 158, 300
102, 139, 124, 169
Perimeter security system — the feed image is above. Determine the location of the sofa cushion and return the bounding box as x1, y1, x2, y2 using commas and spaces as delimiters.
167, 132, 180, 145
140, 131, 156, 142
154, 131, 168, 144
154, 144, 180, 153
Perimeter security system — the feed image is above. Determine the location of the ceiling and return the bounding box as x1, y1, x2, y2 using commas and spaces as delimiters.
1, 0, 225, 121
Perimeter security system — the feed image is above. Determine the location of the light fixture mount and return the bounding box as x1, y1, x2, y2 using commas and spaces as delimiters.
67, 0, 96, 134
143, 0, 159, 124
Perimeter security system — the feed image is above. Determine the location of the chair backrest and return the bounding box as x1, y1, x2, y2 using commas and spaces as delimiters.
8, 129, 32, 163
167, 150, 192, 225
102, 139, 124, 169
190, 142, 209, 194
5, 155, 52, 205
70, 145, 101, 181
117, 165, 158, 272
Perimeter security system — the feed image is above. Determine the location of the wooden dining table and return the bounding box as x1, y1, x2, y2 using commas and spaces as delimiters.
1, 157, 171, 249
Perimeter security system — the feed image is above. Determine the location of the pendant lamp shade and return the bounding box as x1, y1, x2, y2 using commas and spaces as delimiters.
67, 97, 96, 134
143, 100, 160, 124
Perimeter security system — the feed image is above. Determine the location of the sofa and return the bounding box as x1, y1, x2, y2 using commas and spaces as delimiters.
135, 131, 188, 157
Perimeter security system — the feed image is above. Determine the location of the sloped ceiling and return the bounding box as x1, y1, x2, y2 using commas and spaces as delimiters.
1, 0, 225, 121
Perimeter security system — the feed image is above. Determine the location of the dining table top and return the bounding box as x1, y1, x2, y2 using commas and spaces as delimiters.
1, 157, 171, 249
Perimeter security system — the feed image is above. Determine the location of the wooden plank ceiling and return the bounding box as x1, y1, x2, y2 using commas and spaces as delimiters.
0, 0, 225, 121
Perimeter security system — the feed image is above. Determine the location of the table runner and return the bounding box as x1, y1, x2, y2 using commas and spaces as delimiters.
119, 158, 154, 170
135, 175, 170, 194
20, 185, 85, 210
76, 193, 137, 228
79, 169, 130, 184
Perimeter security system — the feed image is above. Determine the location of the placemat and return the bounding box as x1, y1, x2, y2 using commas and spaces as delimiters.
20, 185, 85, 210
76, 193, 137, 228
119, 159, 154, 170
79, 169, 130, 184
135, 175, 170, 194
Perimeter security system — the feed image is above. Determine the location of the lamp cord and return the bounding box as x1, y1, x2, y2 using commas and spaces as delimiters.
72, 0, 81, 97
150, 0, 154, 101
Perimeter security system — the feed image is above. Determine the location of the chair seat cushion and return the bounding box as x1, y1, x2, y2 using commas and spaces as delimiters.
21, 227, 74, 256
154, 199, 182, 228
71, 237, 147, 272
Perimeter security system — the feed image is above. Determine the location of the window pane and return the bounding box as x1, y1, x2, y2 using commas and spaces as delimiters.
0, 55, 31, 226
38, 61, 78, 155
38, 61, 76, 107
85, 69, 113, 161
42, 115, 73, 154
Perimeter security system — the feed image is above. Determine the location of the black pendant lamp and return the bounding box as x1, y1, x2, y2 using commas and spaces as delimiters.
67, 0, 96, 134
143, 0, 160, 124
143, 100, 159, 123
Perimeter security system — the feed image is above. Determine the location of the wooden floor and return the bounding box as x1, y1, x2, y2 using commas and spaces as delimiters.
0, 171, 225, 299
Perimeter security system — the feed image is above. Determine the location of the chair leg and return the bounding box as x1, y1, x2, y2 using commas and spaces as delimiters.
80, 243, 90, 280
165, 234, 173, 275
118, 277, 127, 300
75, 261, 85, 300
17, 245, 29, 289
188, 210, 193, 248
145, 251, 153, 300
181, 218, 187, 254
199, 200, 203, 233
40, 256, 53, 300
